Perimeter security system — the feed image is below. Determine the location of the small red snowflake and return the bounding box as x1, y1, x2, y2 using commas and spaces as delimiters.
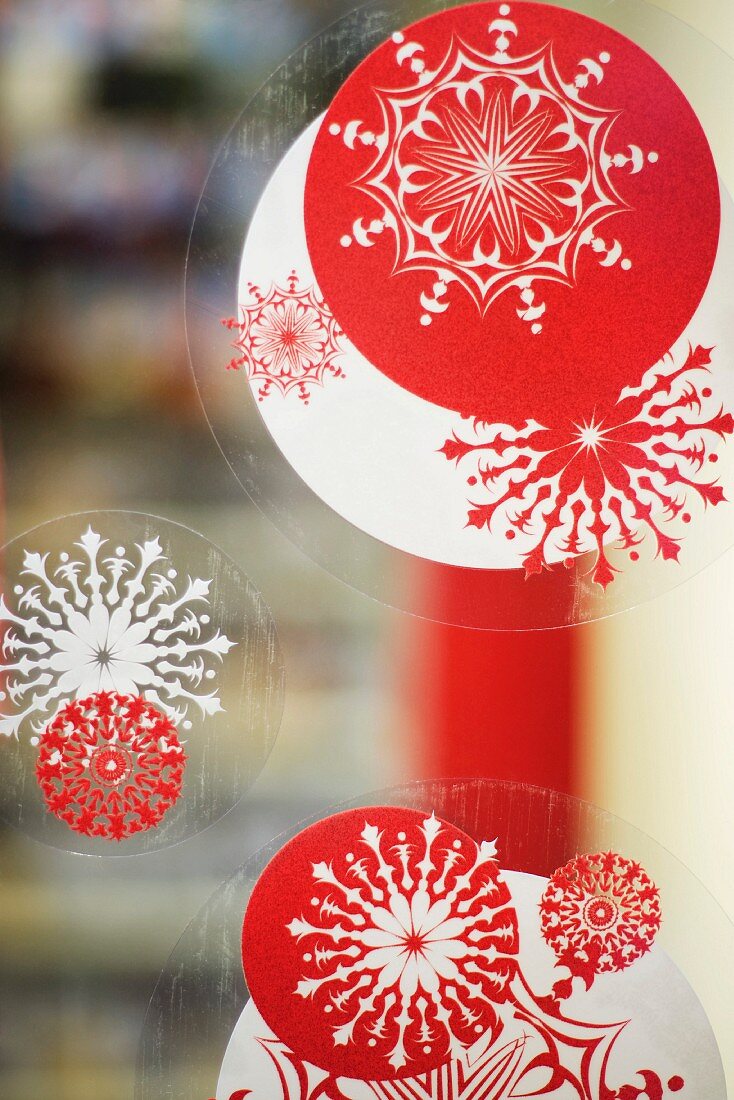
36, 691, 186, 842
223, 271, 346, 404
539, 851, 662, 996
440, 344, 733, 586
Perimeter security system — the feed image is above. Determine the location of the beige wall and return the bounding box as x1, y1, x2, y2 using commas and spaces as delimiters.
582, 1, 734, 920
647, 0, 734, 43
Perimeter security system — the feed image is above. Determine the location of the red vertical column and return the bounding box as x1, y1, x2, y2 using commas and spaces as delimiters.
401, 575, 581, 796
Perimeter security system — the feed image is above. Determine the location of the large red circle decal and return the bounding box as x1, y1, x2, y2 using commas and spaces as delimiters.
305, 1, 720, 424
241, 807, 520, 1081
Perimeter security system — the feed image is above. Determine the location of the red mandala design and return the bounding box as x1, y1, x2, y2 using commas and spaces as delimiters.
440, 344, 733, 586
241, 807, 519, 1081
35, 691, 186, 842
539, 852, 662, 993
224, 272, 346, 404
223, 992, 685, 1100
254, 1033, 535, 1100
306, 2, 719, 424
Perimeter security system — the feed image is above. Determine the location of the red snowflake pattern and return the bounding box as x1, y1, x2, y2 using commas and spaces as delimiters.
440, 344, 733, 585
539, 852, 662, 996
220, 1007, 686, 1100
224, 272, 346, 404
36, 691, 186, 841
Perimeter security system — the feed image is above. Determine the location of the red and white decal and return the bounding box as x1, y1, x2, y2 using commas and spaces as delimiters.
242, 807, 519, 1080
0, 522, 238, 842
305, 2, 719, 423
220, 808, 724, 1097
233, 2, 734, 589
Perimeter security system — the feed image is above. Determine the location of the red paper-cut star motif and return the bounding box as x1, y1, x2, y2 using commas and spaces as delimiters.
224, 272, 346, 404
36, 691, 186, 841
539, 851, 662, 995
440, 344, 733, 585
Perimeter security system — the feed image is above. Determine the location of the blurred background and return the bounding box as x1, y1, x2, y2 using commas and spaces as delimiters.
1, 1, 733, 1098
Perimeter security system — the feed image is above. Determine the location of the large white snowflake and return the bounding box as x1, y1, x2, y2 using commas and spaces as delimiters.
0, 526, 236, 738
286, 812, 519, 1073
333, 3, 658, 330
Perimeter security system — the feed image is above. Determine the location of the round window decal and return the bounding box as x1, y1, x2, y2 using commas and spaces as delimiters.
0, 511, 284, 855
189, 0, 734, 628
136, 781, 733, 1100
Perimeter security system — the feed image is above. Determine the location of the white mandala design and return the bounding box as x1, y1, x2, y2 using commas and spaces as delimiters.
0, 526, 236, 738
412, 85, 583, 260
286, 812, 519, 1072
333, 4, 658, 330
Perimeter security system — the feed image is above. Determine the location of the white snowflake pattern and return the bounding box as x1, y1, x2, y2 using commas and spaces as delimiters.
286, 812, 519, 1073
412, 86, 582, 260
333, 3, 658, 331
0, 526, 236, 738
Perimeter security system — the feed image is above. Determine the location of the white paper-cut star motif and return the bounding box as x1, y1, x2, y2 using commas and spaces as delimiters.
411, 87, 579, 260
333, 5, 658, 331
286, 812, 519, 1073
0, 526, 236, 738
